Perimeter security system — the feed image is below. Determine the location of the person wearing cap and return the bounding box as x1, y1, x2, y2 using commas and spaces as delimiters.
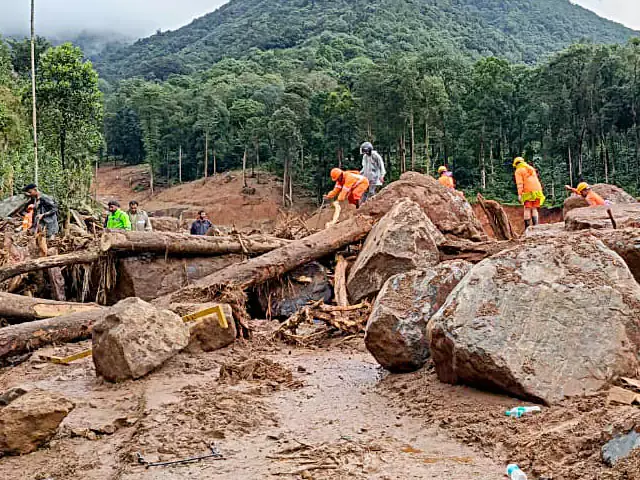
359, 141, 386, 203
23, 184, 59, 238
324, 168, 369, 208
565, 182, 607, 207
105, 200, 132, 231
437, 166, 455, 189
512, 157, 545, 229
128, 200, 153, 232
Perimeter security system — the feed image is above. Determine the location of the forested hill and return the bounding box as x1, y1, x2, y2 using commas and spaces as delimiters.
95, 0, 637, 81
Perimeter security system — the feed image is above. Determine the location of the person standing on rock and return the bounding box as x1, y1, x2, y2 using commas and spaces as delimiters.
437, 166, 455, 189
190, 210, 212, 235
128, 200, 153, 232
23, 184, 59, 238
324, 168, 369, 208
564, 182, 607, 207
106, 201, 132, 231
513, 157, 545, 229
359, 141, 386, 203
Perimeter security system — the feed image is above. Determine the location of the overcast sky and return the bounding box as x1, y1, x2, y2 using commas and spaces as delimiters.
0, 0, 638, 38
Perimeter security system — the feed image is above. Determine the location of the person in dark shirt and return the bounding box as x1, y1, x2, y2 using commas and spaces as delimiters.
190, 210, 212, 235
23, 184, 59, 238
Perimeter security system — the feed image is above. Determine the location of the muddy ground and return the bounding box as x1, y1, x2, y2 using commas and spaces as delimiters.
1, 322, 638, 479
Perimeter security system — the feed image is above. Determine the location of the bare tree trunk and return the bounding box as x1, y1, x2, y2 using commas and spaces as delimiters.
480, 126, 486, 190
31, 0, 38, 184
424, 120, 430, 176
0, 251, 99, 283
255, 140, 260, 184
204, 131, 209, 178
568, 144, 573, 187
0, 292, 102, 322
410, 110, 415, 171
242, 148, 247, 188
149, 163, 154, 195
282, 156, 288, 206
489, 139, 494, 186
178, 144, 182, 183
213, 142, 217, 177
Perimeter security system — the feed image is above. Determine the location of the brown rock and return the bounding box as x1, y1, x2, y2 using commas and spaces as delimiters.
92, 298, 190, 382
592, 228, 640, 283
148, 216, 180, 232
565, 203, 640, 231
429, 235, 640, 404
360, 172, 485, 241
563, 183, 636, 217
109, 254, 241, 302
347, 199, 441, 303
365, 261, 472, 373
0, 389, 74, 455
171, 303, 237, 352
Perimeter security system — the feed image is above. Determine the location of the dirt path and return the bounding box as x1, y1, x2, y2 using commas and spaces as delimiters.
0, 335, 504, 479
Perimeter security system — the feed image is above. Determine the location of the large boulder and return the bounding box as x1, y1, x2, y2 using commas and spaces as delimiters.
148, 216, 180, 232
257, 262, 332, 319
92, 298, 190, 382
360, 172, 485, 241
170, 302, 237, 352
108, 254, 241, 302
429, 235, 640, 404
0, 389, 74, 455
347, 199, 442, 303
565, 203, 640, 231
365, 260, 472, 373
563, 183, 636, 217
592, 228, 640, 284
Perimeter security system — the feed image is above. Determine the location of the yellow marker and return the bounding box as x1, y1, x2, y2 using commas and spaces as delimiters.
50, 348, 93, 365
181, 305, 229, 329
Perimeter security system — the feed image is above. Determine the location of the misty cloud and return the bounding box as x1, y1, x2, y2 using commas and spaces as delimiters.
0, 0, 228, 37
0, 0, 638, 40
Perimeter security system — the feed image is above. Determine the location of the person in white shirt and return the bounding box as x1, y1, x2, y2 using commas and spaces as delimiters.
359, 141, 386, 203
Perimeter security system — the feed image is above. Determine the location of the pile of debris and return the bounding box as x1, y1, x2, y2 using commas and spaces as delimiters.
1, 172, 640, 474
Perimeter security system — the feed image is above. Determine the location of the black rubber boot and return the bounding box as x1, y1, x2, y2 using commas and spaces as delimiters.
532, 216, 539, 226
524, 219, 531, 229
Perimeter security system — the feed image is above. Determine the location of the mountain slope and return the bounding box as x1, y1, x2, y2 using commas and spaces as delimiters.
96, 0, 637, 80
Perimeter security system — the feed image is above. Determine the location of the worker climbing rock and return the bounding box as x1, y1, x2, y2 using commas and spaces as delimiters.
324, 168, 369, 208
513, 157, 545, 229
564, 182, 607, 207
437, 166, 455, 189
359, 142, 386, 203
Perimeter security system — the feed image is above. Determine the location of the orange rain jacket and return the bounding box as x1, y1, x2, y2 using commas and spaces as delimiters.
585, 190, 606, 207
438, 174, 455, 189
326, 171, 369, 204
515, 163, 543, 196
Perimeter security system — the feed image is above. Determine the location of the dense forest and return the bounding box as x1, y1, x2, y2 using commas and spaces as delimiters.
2, 0, 640, 211
95, 0, 636, 81
0, 37, 102, 210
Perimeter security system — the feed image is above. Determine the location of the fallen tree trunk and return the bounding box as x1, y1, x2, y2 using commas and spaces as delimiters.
157, 215, 375, 306
0, 251, 100, 284
334, 254, 349, 307
438, 238, 517, 263
0, 292, 103, 322
101, 231, 290, 256
0, 309, 103, 361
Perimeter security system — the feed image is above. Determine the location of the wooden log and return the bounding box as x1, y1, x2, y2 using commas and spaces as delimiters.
0, 250, 100, 283
0, 292, 103, 322
157, 215, 375, 306
0, 309, 102, 361
477, 193, 514, 240
100, 231, 290, 256
438, 238, 517, 263
333, 254, 349, 307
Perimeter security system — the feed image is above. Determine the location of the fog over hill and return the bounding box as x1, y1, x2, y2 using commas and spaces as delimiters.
0, 0, 638, 39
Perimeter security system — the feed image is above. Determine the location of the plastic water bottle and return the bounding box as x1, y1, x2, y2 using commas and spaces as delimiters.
506, 464, 527, 480
505, 406, 541, 418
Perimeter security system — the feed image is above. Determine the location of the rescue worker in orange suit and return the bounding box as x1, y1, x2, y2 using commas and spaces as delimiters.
513, 156, 545, 229
324, 168, 370, 208
564, 182, 607, 207
437, 166, 455, 189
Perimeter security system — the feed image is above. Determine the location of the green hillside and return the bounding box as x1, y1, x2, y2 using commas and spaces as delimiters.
96, 0, 636, 80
